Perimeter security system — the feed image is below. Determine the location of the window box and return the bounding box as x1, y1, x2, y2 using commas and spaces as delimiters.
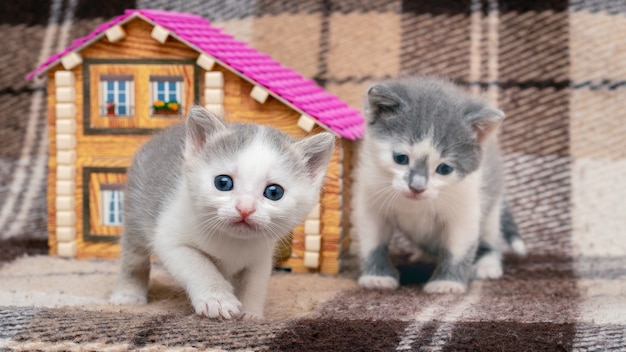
150, 75, 183, 117
153, 99, 181, 116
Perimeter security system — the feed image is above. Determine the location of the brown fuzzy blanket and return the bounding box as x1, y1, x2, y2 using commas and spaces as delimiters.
1, 0, 625, 350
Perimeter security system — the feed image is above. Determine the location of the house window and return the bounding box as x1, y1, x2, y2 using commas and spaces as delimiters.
100, 75, 134, 116
150, 75, 183, 116
100, 184, 124, 226
83, 167, 126, 242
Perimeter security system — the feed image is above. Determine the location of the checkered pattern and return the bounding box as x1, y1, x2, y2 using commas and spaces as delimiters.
1, 0, 625, 350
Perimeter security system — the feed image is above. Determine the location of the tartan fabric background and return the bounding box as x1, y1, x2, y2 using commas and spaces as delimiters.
0, 0, 625, 350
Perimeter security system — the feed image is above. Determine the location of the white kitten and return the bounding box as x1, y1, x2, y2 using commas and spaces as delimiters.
352, 77, 526, 294
110, 106, 335, 319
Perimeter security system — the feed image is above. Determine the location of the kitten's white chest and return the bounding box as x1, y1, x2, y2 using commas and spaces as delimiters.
392, 198, 443, 248
387, 174, 481, 252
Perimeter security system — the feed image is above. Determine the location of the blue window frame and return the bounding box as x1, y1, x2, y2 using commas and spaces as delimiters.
101, 187, 123, 226
100, 74, 134, 116
155, 81, 179, 102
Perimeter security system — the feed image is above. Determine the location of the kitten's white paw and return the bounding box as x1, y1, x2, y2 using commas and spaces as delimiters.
423, 280, 466, 294
192, 291, 242, 319
358, 275, 399, 290
511, 239, 527, 257
474, 254, 503, 280
110, 288, 148, 305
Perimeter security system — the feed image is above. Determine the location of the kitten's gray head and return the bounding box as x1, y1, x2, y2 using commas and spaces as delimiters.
363, 76, 504, 200
183, 106, 335, 239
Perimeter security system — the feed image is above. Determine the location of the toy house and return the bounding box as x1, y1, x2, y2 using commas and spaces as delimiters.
26, 9, 364, 274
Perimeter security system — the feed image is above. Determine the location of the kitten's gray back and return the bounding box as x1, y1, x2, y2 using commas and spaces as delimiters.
123, 123, 186, 242
480, 139, 504, 214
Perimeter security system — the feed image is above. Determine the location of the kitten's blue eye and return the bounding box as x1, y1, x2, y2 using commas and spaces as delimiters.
214, 175, 233, 191
393, 152, 409, 165
264, 184, 284, 201
436, 163, 454, 175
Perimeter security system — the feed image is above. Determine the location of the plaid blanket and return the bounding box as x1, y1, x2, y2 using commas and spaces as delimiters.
1, 0, 625, 350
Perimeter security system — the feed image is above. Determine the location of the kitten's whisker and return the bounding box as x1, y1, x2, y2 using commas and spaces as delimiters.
193, 213, 229, 243
378, 186, 398, 221
427, 199, 437, 237
433, 194, 463, 221
259, 222, 290, 255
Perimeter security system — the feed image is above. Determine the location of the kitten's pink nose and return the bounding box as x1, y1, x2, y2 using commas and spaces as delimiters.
409, 185, 426, 194
237, 207, 255, 219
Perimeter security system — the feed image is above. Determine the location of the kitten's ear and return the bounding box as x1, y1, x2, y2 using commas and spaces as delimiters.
464, 107, 505, 142
184, 105, 226, 157
293, 132, 336, 184
366, 84, 403, 122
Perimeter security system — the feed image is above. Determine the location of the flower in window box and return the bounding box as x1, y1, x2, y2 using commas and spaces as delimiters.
153, 100, 165, 111
106, 101, 115, 116
166, 101, 179, 112
153, 100, 172, 115
154, 100, 165, 108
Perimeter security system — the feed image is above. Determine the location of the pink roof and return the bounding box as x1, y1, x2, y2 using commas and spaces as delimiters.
26, 9, 364, 140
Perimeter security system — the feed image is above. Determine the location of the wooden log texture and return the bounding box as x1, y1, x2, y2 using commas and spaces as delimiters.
47, 73, 58, 254
81, 19, 198, 60
340, 140, 356, 257
87, 64, 192, 130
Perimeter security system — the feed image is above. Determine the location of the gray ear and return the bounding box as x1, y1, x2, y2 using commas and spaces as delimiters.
185, 105, 226, 157
464, 107, 505, 142
366, 84, 404, 122
293, 132, 336, 184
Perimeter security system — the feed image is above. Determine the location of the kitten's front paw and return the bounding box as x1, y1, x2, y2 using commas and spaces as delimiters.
110, 288, 148, 305
358, 275, 399, 290
192, 291, 242, 319
423, 280, 466, 294
474, 255, 503, 280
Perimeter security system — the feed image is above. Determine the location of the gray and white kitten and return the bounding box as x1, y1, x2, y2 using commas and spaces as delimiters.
110, 106, 335, 318
353, 77, 525, 294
